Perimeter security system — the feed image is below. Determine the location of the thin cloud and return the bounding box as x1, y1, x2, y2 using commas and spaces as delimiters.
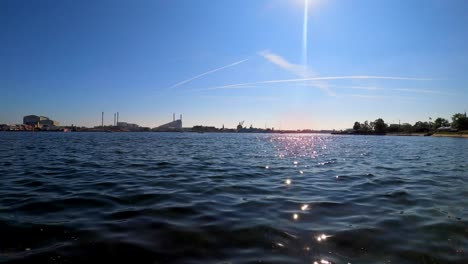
260, 51, 334, 95
392, 88, 442, 94
199, 95, 278, 102
298, 83, 382, 91
192, 85, 258, 92
260, 51, 308, 77
203, 76, 432, 91
317, 85, 446, 94
196, 83, 379, 92
168, 58, 249, 89
345, 94, 419, 101
327, 85, 382, 91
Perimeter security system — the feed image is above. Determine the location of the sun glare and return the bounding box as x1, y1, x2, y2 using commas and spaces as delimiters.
292, 0, 325, 9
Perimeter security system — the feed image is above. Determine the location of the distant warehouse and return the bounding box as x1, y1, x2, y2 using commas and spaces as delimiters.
23, 115, 60, 129
117, 122, 139, 129
23, 115, 40, 126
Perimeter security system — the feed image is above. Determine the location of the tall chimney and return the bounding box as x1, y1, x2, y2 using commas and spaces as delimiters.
173, 113, 175, 121
180, 114, 182, 121
117, 112, 119, 125
114, 113, 116, 126
101, 112, 104, 128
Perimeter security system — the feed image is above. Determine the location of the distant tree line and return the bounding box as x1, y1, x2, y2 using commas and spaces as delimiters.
351, 113, 468, 134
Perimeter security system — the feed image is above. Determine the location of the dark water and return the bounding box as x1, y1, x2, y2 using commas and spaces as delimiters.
0, 132, 467, 264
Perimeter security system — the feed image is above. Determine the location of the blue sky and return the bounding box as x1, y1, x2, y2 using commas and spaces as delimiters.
1, 0, 467, 129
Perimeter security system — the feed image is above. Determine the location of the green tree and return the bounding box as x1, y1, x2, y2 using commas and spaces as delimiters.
452, 113, 468, 130
400, 123, 412, 133
412, 121, 431, 132
387, 124, 400, 133
373, 118, 387, 133
362, 121, 370, 131
433, 117, 449, 129
353, 121, 361, 130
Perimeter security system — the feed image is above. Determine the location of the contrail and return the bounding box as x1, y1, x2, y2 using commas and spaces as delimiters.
302, 0, 309, 66
202, 76, 433, 90
168, 58, 249, 89
392, 88, 442, 94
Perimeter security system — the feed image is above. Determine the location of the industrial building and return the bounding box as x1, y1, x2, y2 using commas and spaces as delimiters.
23, 115, 41, 126
117, 122, 139, 129
23, 115, 59, 129
154, 114, 183, 131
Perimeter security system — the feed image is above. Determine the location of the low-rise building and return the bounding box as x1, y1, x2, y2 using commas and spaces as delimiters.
23, 115, 40, 126
23, 115, 59, 129
117, 122, 139, 129
39, 119, 60, 127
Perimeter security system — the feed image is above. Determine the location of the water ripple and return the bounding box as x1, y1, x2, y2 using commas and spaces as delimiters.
0, 132, 467, 263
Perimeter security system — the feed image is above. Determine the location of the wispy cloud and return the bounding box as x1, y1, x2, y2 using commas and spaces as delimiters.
343, 94, 419, 101
192, 85, 258, 92
259, 51, 335, 95
168, 58, 249, 89
189, 51, 435, 101
202, 75, 432, 91
260, 51, 308, 77
392, 88, 443, 94
199, 95, 278, 102
297, 83, 382, 91
327, 85, 382, 91
309, 84, 446, 94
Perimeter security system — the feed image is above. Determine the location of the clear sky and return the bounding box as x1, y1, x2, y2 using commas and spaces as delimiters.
1, 0, 467, 129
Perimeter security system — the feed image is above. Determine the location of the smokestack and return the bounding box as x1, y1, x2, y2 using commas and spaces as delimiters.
173, 113, 175, 121
117, 112, 119, 125
101, 112, 104, 128
114, 113, 116, 126
180, 114, 182, 121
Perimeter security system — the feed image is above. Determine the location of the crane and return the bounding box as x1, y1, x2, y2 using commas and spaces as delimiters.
237, 121, 244, 130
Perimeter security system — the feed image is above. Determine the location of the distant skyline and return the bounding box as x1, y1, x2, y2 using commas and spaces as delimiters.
1, 0, 468, 129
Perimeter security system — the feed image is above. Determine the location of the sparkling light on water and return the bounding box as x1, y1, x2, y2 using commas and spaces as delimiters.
317, 234, 329, 242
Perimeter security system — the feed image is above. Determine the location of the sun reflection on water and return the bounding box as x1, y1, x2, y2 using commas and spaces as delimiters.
316, 234, 330, 242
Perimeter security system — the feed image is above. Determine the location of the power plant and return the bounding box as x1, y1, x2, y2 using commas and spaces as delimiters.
154, 113, 183, 131
95, 112, 183, 131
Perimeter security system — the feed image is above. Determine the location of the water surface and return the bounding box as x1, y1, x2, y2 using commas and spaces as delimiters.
0, 132, 467, 263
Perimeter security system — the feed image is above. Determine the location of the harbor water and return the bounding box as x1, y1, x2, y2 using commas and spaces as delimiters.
0, 132, 467, 263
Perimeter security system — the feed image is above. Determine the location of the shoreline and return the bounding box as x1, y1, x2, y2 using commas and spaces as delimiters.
431, 133, 468, 138
2, 130, 468, 138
